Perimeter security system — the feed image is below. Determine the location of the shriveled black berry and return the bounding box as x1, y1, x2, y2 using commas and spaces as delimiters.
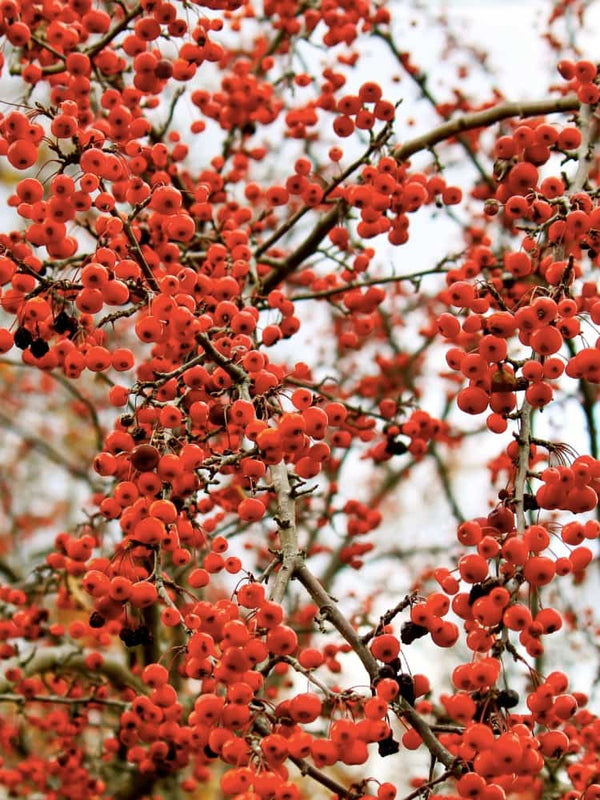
401, 621, 428, 645
14, 327, 32, 350
385, 437, 408, 456
496, 689, 519, 709
377, 664, 396, 681
378, 735, 400, 757
30, 338, 49, 358
53, 311, 75, 334
468, 579, 500, 605
89, 612, 105, 629
523, 493, 539, 511
137, 625, 153, 646
119, 627, 137, 647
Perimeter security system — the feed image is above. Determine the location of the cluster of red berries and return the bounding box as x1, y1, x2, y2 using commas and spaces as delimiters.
336, 499, 383, 568
192, 59, 282, 132
558, 58, 600, 105
340, 156, 462, 243
436, 282, 600, 432
536, 457, 600, 513
0, 109, 43, 172
332, 82, 395, 139
399, 409, 450, 458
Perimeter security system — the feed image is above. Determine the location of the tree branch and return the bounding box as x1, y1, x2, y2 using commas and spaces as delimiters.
0, 410, 97, 488
374, 28, 495, 189
0, 646, 145, 694
268, 465, 300, 604
293, 562, 459, 772
260, 94, 579, 292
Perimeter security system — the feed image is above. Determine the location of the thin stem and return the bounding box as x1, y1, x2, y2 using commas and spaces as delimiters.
360, 594, 417, 645
117, 214, 160, 292
263, 655, 338, 698
134, 351, 206, 391
430, 444, 465, 525
400, 770, 453, 800
150, 88, 185, 144
255, 123, 393, 260
564, 339, 598, 460
290, 267, 451, 302
0, 360, 104, 452
154, 551, 192, 636
374, 28, 494, 189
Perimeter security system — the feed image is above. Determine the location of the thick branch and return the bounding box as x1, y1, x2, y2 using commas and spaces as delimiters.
253, 715, 357, 798
294, 561, 380, 682
198, 331, 300, 604
0, 692, 126, 709
514, 101, 599, 530
196, 332, 248, 386
571, 102, 598, 193
268, 465, 300, 604
85, 3, 143, 58
0, 558, 21, 583
395, 95, 579, 162
260, 201, 347, 294
513, 401, 532, 534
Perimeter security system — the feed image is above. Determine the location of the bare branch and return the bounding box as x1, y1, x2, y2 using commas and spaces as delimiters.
0, 410, 97, 489
0, 646, 145, 694
268, 464, 300, 604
